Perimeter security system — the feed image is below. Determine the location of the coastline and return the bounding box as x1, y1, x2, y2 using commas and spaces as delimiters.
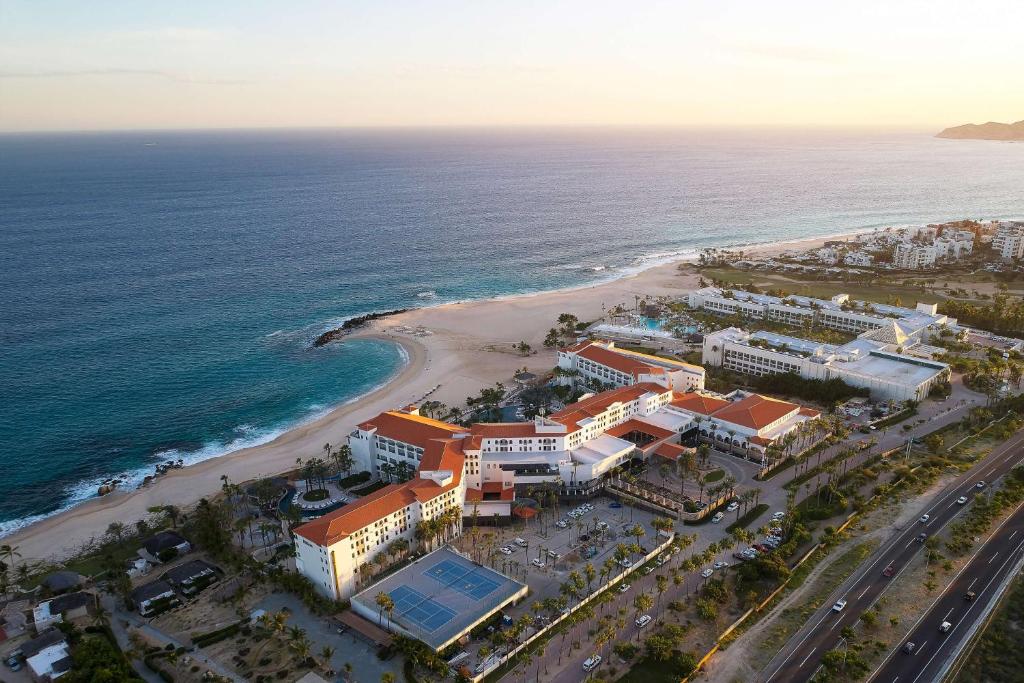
2, 228, 859, 562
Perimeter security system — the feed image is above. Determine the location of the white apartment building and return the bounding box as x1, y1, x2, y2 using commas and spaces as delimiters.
702, 327, 950, 402
295, 436, 467, 601
933, 236, 974, 260
558, 339, 705, 392
687, 287, 952, 338
992, 222, 1024, 260
843, 251, 873, 267
893, 242, 937, 270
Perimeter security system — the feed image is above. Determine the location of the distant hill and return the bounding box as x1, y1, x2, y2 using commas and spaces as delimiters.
936, 120, 1024, 141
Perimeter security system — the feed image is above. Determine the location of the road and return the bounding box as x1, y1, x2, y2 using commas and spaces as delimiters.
869, 499, 1024, 683
760, 426, 1024, 683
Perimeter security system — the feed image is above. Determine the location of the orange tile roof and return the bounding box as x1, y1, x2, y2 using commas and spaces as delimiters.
357, 411, 466, 447
613, 347, 704, 373
653, 442, 692, 461
550, 382, 670, 429
670, 392, 730, 415
561, 340, 595, 353
295, 438, 464, 547
466, 482, 516, 502
605, 418, 675, 441
707, 394, 799, 431
798, 406, 822, 418
577, 344, 662, 379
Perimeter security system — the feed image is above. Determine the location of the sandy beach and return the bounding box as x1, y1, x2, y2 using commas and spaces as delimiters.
3, 232, 846, 563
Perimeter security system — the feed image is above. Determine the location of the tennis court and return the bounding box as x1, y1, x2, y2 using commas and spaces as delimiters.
423, 558, 502, 600
389, 585, 457, 632
351, 547, 527, 651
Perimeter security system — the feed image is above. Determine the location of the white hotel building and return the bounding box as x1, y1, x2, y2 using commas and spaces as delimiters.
702, 328, 950, 402
557, 339, 705, 392
686, 287, 955, 340
298, 348, 822, 600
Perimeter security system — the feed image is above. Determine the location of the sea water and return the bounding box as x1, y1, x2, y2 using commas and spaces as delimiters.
1, 127, 1022, 534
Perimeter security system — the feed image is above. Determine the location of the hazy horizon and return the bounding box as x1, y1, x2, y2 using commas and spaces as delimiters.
2, 0, 1022, 133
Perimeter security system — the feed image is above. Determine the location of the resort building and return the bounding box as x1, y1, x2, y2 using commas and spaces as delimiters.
893, 243, 937, 270
993, 222, 1024, 261
843, 251, 873, 267
702, 327, 950, 402
295, 432, 467, 601
686, 287, 954, 338
670, 391, 819, 458
296, 368, 826, 601
557, 339, 704, 392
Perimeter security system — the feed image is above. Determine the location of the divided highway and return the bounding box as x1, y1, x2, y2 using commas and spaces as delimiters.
760, 427, 1024, 683
869, 498, 1024, 683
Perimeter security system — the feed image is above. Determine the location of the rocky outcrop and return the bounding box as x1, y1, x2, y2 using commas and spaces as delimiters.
313, 309, 409, 347
936, 120, 1024, 141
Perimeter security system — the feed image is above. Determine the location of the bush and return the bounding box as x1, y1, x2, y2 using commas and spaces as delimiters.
339, 471, 372, 488
158, 547, 179, 562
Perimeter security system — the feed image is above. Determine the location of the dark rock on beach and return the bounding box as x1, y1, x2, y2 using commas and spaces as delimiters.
313, 309, 408, 347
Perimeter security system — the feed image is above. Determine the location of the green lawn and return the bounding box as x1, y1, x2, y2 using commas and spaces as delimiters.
703, 469, 725, 483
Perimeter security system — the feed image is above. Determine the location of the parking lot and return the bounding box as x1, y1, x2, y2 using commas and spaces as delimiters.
451, 496, 666, 672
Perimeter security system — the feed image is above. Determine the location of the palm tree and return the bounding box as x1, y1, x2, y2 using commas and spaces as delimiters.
375, 591, 394, 628
0, 545, 20, 583
342, 662, 354, 682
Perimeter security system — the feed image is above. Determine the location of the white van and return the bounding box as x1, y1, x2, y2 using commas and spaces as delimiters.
583, 655, 602, 672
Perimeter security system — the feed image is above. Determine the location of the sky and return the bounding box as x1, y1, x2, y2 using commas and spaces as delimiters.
1, 0, 1023, 132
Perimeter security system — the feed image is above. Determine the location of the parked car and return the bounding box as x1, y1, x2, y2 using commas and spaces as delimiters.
556, 520, 568, 528
499, 547, 513, 555
956, 496, 968, 505
976, 481, 986, 489
832, 599, 847, 612
635, 615, 652, 628
882, 564, 895, 577
919, 514, 930, 524
514, 537, 528, 547
583, 655, 602, 672
610, 501, 623, 508
903, 641, 916, 654
618, 558, 632, 568
713, 561, 729, 570
916, 533, 928, 543
712, 512, 725, 523
772, 511, 786, 520
965, 591, 976, 601
618, 583, 631, 593
701, 568, 714, 578
940, 621, 952, 633
531, 558, 545, 568
726, 501, 739, 512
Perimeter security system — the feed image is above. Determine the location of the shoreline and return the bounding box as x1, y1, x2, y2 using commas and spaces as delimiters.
2, 227, 874, 562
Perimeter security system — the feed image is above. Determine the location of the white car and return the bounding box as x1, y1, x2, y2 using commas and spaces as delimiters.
919, 514, 930, 524
514, 537, 528, 547
940, 620, 952, 633
531, 558, 545, 568
583, 655, 602, 672
618, 558, 632, 568
712, 512, 725, 523
618, 583, 631, 593
713, 561, 729, 570
635, 615, 652, 628
832, 599, 847, 612
976, 481, 986, 489
956, 496, 968, 505
727, 501, 739, 512
772, 512, 786, 520
499, 546, 513, 555
597, 521, 609, 530
556, 520, 568, 528
701, 568, 714, 578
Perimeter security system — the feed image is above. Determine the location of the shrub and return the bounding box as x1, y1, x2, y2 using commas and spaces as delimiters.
158, 547, 179, 562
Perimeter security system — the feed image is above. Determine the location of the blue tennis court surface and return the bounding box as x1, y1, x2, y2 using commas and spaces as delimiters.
352, 547, 528, 651
424, 558, 502, 600
389, 585, 457, 632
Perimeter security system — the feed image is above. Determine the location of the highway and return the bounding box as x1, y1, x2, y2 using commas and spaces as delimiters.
868, 498, 1024, 683
760, 427, 1024, 683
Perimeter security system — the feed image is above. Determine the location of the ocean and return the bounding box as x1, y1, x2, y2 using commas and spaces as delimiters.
1, 127, 1022, 536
